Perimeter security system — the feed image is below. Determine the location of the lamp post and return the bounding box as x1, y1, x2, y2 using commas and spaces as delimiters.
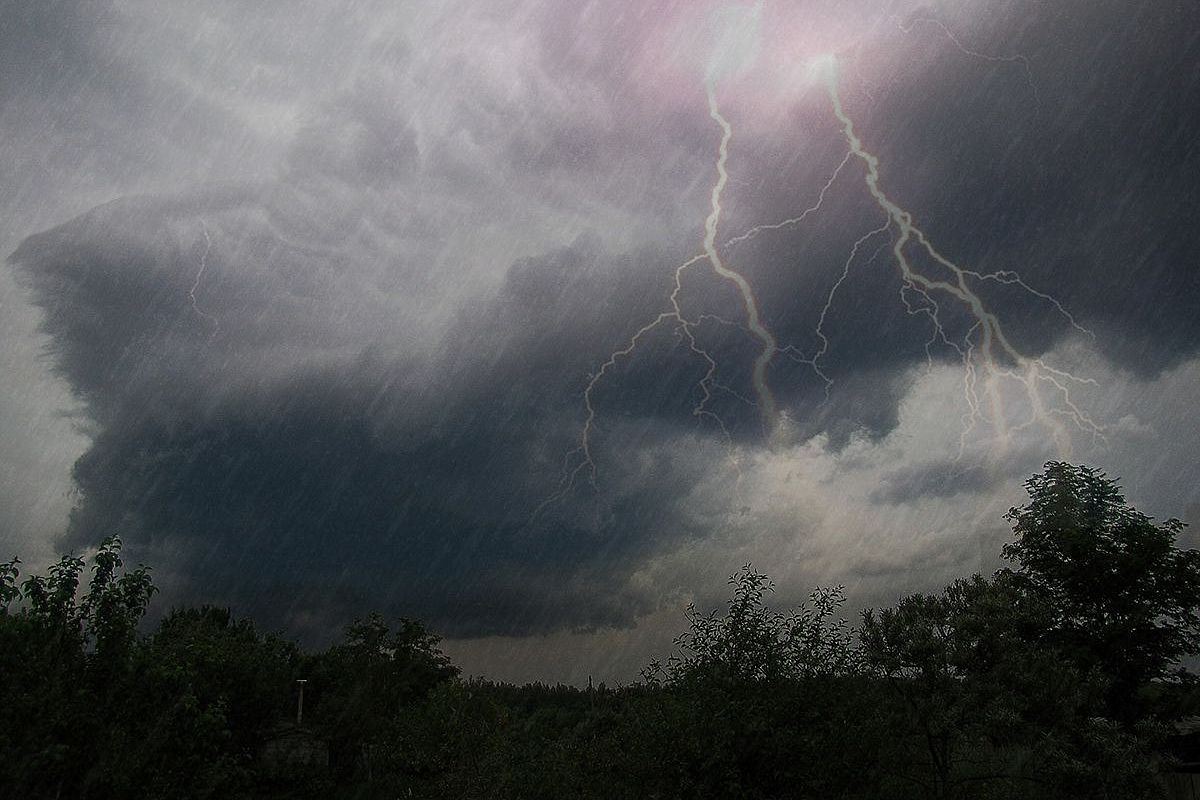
296, 679, 307, 725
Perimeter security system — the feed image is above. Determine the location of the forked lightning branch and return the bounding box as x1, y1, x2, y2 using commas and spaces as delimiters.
541, 14, 1102, 513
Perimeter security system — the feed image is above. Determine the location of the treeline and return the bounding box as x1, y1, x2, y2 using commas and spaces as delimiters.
3, 462, 1200, 799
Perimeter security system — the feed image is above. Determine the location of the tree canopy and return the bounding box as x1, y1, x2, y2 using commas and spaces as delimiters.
2, 462, 1198, 799
1003, 462, 1200, 715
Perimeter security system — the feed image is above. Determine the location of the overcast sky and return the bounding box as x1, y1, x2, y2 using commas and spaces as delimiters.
2, 0, 1198, 682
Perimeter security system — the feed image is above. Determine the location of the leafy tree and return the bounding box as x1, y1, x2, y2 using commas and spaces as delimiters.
1003, 461, 1200, 722
308, 612, 459, 780
0, 535, 155, 798
81, 535, 156, 675
102, 604, 303, 798
859, 462, 1200, 798
861, 573, 1091, 798
0, 554, 91, 796
649, 564, 858, 686
0, 557, 19, 607
636, 566, 885, 799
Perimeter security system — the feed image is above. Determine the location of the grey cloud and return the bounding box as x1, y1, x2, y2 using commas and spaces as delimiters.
869, 450, 1039, 506
12, 201, 728, 636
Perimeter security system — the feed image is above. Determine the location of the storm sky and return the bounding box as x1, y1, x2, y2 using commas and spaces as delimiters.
2, 0, 1198, 682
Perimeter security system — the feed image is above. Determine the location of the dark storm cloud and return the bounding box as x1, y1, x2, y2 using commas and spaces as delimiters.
6, 0, 1200, 647
841, 0, 1200, 375
12, 195, 737, 636
55, 357, 676, 637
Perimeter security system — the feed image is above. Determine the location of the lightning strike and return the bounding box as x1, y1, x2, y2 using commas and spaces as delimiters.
538, 78, 792, 514
559, 82, 786, 482
189, 222, 220, 337
540, 16, 1098, 515
702, 81, 779, 429
530, 254, 713, 518
819, 60, 1100, 458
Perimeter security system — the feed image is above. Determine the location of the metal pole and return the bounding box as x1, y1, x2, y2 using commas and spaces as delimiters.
296, 679, 307, 725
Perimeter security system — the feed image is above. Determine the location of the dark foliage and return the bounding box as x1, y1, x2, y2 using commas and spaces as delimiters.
1003, 462, 1200, 722
1, 462, 1197, 798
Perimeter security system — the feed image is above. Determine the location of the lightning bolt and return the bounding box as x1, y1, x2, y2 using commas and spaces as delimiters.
537, 80, 797, 516
702, 81, 779, 428
818, 61, 1100, 458
531, 255, 712, 519
189, 221, 220, 337
725, 150, 853, 249
783, 220, 893, 399
539, 27, 1097, 516
897, 16, 1037, 100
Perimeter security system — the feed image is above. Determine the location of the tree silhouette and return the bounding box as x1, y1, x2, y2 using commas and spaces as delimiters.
1003, 461, 1200, 722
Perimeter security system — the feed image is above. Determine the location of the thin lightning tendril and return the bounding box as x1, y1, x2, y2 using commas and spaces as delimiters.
189, 222, 220, 337
531, 256, 709, 518
898, 16, 1037, 100
795, 219, 892, 399
725, 149, 853, 248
